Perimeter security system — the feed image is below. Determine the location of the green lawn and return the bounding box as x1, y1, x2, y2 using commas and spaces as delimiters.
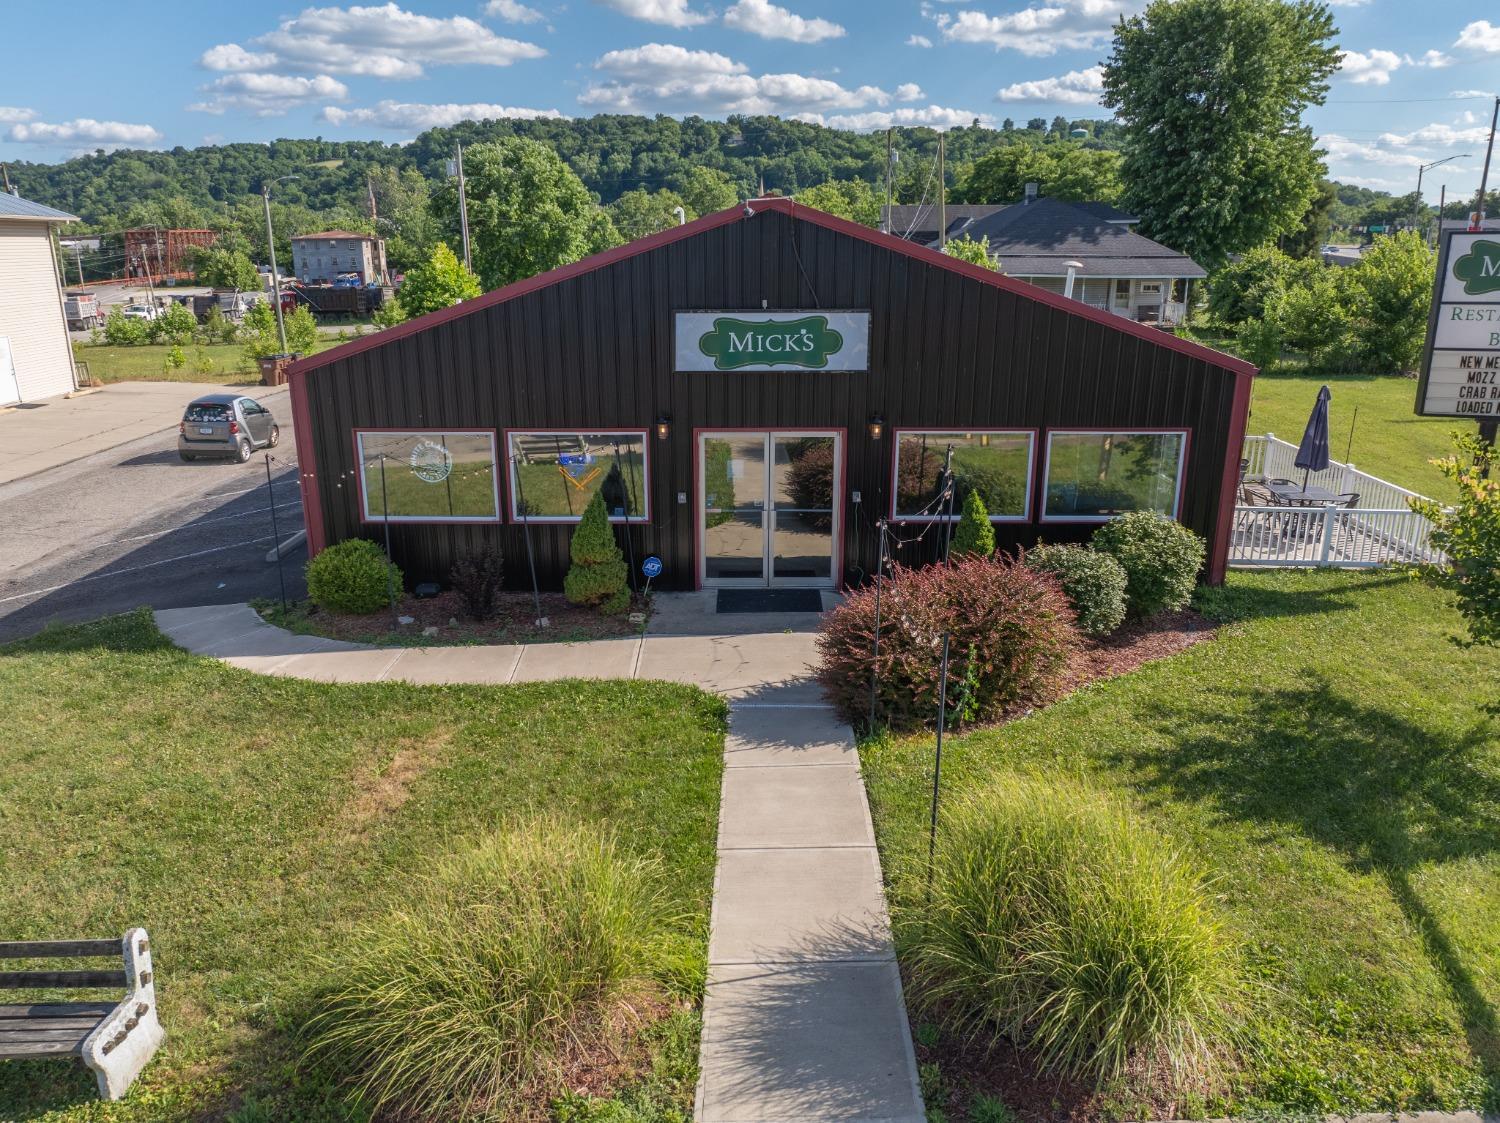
864, 569, 1500, 1119
0, 612, 725, 1122
1247, 370, 1477, 499
76, 341, 342, 387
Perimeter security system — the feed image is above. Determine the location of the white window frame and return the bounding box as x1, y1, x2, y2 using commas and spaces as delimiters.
355, 428, 502, 524
505, 429, 651, 524
1040, 428, 1189, 523
890, 429, 1037, 523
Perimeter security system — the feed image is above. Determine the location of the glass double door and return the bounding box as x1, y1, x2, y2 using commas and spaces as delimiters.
700, 431, 840, 588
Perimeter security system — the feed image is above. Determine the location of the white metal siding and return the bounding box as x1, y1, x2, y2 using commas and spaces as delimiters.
0, 223, 75, 402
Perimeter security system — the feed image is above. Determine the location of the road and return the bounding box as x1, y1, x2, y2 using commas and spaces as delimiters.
0, 412, 306, 643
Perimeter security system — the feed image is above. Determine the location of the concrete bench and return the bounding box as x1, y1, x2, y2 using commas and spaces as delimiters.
0, 929, 165, 1100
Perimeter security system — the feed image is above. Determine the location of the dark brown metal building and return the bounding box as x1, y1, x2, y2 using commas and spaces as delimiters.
287, 198, 1254, 593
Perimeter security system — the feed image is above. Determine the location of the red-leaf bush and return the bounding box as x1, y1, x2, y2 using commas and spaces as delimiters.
816, 555, 1079, 731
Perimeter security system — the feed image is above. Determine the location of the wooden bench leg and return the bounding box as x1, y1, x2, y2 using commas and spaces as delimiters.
80, 929, 165, 1101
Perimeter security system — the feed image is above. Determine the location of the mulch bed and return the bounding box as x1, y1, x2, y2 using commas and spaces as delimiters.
276, 589, 647, 646
1063, 608, 1217, 692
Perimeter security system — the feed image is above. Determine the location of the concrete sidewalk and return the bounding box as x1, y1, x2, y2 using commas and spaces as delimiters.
0, 381, 285, 485
153, 597, 924, 1122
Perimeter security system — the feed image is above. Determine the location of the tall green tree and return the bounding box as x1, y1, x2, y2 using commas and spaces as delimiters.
1342, 231, 1435, 373
431, 138, 620, 289
368, 166, 437, 272
1280, 178, 1337, 257
945, 236, 999, 270
793, 179, 882, 226
956, 144, 1122, 204
190, 245, 261, 291
609, 188, 690, 242
398, 243, 482, 318
1101, 0, 1341, 268
671, 166, 740, 215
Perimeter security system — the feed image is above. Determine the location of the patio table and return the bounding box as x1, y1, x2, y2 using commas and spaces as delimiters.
1265, 482, 1343, 506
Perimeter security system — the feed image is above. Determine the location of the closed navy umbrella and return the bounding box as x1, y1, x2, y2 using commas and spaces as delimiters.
1294, 384, 1332, 491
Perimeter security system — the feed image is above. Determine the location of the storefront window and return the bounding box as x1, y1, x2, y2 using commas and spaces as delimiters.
355, 430, 500, 522
507, 431, 648, 522
1042, 430, 1186, 520
892, 430, 1034, 521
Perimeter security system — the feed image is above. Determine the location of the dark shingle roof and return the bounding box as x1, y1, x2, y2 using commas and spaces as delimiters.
0, 193, 78, 222
960, 198, 1204, 278
881, 203, 1007, 242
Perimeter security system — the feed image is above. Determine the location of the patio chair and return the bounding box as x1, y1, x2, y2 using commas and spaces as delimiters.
1240, 482, 1273, 505
1336, 492, 1360, 508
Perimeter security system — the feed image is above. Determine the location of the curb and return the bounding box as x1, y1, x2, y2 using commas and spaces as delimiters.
265, 529, 306, 562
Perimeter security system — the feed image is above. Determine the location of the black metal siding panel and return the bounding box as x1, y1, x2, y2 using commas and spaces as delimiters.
301, 209, 1244, 590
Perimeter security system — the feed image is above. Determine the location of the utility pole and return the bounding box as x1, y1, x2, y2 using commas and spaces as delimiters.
883, 128, 893, 234
73, 241, 84, 287
262, 185, 289, 355
1436, 184, 1446, 247
1471, 95, 1499, 230
455, 143, 472, 272
936, 132, 946, 250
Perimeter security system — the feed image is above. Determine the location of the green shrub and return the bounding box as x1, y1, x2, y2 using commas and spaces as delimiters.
306, 820, 678, 1119
950, 490, 995, 558
1091, 512, 1205, 618
565, 492, 630, 614
150, 302, 198, 345
897, 776, 1237, 1081
304, 538, 402, 615
1025, 544, 1127, 636
102, 307, 149, 346
163, 344, 187, 371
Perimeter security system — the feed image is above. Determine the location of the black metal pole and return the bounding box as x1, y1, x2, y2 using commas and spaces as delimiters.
940, 446, 957, 563
265, 454, 287, 614
926, 631, 951, 905
612, 438, 639, 599
513, 454, 544, 622
379, 455, 397, 624
867, 519, 887, 732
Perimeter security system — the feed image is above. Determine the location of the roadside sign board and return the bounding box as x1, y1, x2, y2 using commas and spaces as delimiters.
1417, 232, 1500, 419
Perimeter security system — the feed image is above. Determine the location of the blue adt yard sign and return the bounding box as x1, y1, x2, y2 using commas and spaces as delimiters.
642, 556, 663, 579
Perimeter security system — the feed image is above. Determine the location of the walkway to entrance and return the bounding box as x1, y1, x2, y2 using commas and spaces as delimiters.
152, 594, 924, 1123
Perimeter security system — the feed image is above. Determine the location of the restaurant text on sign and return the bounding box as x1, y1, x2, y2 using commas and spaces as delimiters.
674, 311, 870, 372
1417, 231, 1500, 418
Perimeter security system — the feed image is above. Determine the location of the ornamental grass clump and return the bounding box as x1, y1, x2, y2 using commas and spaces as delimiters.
816, 554, 1078, 731
1091, 511, 1205, 618
305, 538, 402, 615
1024, 543, 1128, 636
899, 777, 1238, 1082
305, 820, 681, 1120
564, 492, 630, 614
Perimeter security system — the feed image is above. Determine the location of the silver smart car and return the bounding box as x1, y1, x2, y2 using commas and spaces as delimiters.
178, 394, 280, 463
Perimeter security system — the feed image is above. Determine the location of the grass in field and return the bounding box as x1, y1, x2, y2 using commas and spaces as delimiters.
863, 569, 1500, 1118
0, 610, 725, 1122
76, 341, 341, 387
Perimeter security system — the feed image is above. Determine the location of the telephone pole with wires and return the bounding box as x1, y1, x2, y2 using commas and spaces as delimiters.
936, 132, 947, 250
1471, 95, 1498, 230
883, 129, 894, 234
455, 143, 472, 272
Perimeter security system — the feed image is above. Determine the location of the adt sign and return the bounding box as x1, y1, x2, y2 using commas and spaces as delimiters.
642, 556, 663, 579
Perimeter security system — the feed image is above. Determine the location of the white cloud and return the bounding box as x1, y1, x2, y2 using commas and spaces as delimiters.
996, 65, 1104, 104
0, 107, 36, 124
934, 0, 1141, 56
1338, 48, 1401, 85
803, 105, 991, 130
895, 83, 924, 101
190, 73, 350, 116
584, 44, 891, 115
1453, 88, 1498, 98
485, 0, 544, 21
594, 0, 712, 28
723, 0, 844, 42
200, 3, 545, 81
1455, 19, 1500, 53
906, 33, 933, 47
8, 118, 163, 146
1378, 122, 1491, 147
1415, 49, 1453, 68
323, 100, 565, 129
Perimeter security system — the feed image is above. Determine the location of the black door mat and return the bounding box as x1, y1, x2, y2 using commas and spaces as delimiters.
716, 589, 824, 614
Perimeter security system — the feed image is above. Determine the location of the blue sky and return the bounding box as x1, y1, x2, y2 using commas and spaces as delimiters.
1, 0, 1496, 198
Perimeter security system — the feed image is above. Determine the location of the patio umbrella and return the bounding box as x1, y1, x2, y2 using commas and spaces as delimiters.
1294, 384, 1332, 491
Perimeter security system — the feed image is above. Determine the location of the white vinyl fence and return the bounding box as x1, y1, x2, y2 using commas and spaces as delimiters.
1231, 434, 1447, 568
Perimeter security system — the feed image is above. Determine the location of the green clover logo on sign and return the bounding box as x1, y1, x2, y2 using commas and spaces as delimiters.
1452, 239, 1500, 296
697, 315, 844, 370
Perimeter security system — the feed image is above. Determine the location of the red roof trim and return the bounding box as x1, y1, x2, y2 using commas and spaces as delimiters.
286, 196, 1254, 382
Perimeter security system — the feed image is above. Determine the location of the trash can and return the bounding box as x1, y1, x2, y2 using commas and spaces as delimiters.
258, 352, 300, 386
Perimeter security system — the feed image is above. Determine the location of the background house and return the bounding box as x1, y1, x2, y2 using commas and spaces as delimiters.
882, 194, 1206, 326
0, 191, 80, 405
290, 231, 387, 285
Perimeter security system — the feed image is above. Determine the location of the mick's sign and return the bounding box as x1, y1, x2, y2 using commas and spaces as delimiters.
1419, 232, 1500, 418
675, 311, 870, 372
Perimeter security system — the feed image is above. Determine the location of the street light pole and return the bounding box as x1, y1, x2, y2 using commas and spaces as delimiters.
261, 174, 300, 356
1415, 154, 1470, 239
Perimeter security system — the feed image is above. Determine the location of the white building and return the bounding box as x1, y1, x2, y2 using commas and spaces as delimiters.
0, 192, 80, 405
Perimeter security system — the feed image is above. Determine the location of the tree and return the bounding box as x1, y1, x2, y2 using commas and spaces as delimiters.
1341, 231, 1435, 373
1001, 118, 1015, 132
1050, 115, 1070, 136
1026, 118, 1047, 132
950, 490, 996, 557
1102, 0, 1340, 268
191, 245, 261, 291
945, 236, 998, 270
794, 179, 882, 227
563, 492, 630, 614
957, 144, 1122, 204
609, 188, 690, 242
241, 302, 316, 360
372, 296, 407, 329
430, 137, 620, 290
368, 166, 437, 273
150, 303, 198, 345
398, 243, 482, 318
672, 166, 740, 215
1411, 433, 1500, 647
1207, 244, 1322, 325
1281, 178, 1337, 258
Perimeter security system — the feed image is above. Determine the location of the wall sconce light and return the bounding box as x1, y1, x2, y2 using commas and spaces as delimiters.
655, 414, 671, 440
868, 414, 885, 440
